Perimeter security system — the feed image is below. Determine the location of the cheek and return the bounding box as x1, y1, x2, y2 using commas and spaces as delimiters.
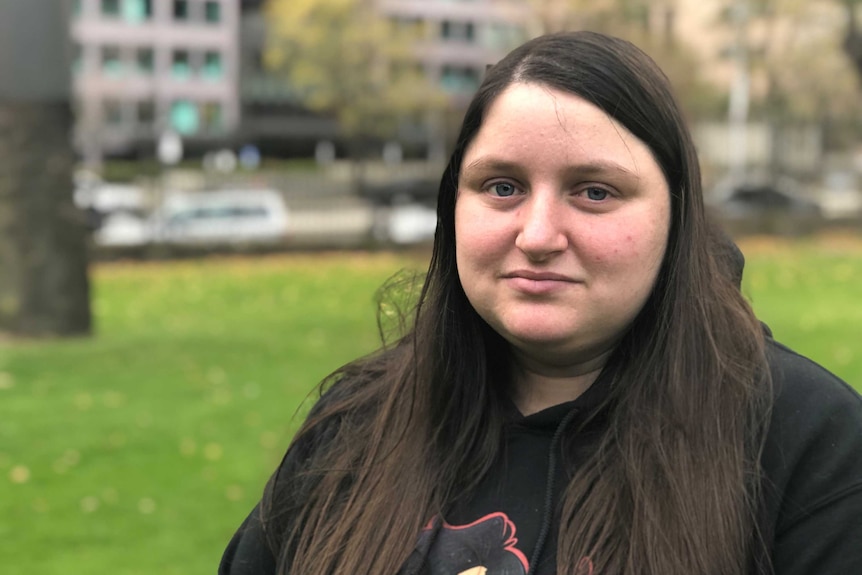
455, 202, 505, 263
583, 219, 668, 273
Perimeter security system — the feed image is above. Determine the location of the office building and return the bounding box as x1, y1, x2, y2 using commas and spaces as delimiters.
70, 0, 240, 159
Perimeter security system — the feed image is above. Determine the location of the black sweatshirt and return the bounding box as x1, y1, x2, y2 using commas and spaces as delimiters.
220, 335, 862, 575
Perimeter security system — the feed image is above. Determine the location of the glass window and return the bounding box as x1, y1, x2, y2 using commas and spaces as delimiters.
171, 50, 191, 79
103, 100, 124, 126
205, 1, 221, 24
101, 46, 124, 77
201, 102, 224, 133
122, 0, 153, 23
440, 65, 480, 93
173, 0, 189, 21
101, 0, 121, 17
73, 0, 83, 17
202, 51, 223, 79
137, 100, 155, 127
135, 48, 154, 75
440, 20, 475, 42
72, 43, 84, 76
170, 100, 199, 135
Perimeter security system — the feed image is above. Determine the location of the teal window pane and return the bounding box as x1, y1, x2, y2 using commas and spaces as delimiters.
203, 52, 223, 79
170, 100, 199, 135
122, 0, 148, 23
72, 44, 83, 76
205, 1, 221, 24
171, 51, 191, 79
101, 46, 124, 77
440, 66, 479, 93
136, 48, 154, 74
173, 0, 189, 21
102, 0, 120, 17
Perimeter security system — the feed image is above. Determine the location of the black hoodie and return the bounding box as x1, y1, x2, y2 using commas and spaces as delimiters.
220, 245, 862, 575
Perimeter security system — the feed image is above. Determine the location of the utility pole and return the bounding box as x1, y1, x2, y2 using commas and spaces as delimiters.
727, 0, 751, 185
0, 0, 91, 336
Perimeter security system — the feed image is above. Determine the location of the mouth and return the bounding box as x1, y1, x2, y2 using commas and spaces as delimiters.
502, 270, 578, 282
501, 270, 580, 295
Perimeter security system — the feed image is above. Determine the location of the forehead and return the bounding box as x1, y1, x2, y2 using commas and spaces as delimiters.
463, 82, 659, 176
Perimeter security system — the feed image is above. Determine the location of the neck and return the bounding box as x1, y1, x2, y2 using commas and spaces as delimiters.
510, 351, 608, 416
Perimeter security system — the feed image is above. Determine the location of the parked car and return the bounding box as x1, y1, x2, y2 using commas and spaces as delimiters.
93, 210, 151, 247
379, 203, 438, 245
719, 184, 821, 218
817, 170, 862, 220
154, 189, 289, 246
709, 175, 822, 235
358, 178, 439, 206
74, 180, 148, 214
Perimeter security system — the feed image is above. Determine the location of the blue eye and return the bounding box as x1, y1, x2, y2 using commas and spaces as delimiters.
585, 187, 609, 201
491, 182, 517, 197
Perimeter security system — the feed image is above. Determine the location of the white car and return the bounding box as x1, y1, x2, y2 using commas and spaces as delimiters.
381, 203, 438, 245
154, 189, 289, 246
94, 210, 151, 247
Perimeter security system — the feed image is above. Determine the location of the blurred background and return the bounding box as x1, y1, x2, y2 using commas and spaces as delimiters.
6, 0, 862, 267
1, 1, 860, 573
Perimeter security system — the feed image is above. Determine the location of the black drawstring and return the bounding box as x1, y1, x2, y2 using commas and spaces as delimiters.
527, 408, 578, 574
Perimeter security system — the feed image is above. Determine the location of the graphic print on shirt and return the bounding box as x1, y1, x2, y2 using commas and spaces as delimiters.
417, 512, 529, 575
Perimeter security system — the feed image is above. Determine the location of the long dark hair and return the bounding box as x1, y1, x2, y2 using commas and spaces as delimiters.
263, 31, 772, 575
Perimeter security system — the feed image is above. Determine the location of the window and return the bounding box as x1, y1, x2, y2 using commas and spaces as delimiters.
170, 100, 199, 135
173, 0, 189, 21
137, 100, 155, 127
135, 48, 154, 74
440, 65, 480, 93
101, 0, 121, 17
171, 50, 191, 79
73, 0, 83, 17
122, 0, 153, 23
202, 51, 223, 79
200, 102, 223, 132
441, 20, 475, 42
101, 45, 124, 77
103, 100, 124, 126
205, 1, 221, 24
72, 43, 84, 76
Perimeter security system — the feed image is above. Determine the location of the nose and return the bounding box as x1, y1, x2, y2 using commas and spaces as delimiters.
514, 193, 568, 260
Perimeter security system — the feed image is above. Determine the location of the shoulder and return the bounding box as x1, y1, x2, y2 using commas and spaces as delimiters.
764, 338, 862, 469
760, 338, 862, 574
763, 337, 862, 495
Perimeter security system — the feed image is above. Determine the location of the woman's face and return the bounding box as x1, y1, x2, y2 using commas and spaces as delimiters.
455, 82, 671, 370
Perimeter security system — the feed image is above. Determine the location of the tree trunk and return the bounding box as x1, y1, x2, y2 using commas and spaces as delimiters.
0, 101, 91, 337
844, 1, 862, 81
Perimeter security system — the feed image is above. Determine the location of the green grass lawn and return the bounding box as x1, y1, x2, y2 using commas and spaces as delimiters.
1, 238, 859, 574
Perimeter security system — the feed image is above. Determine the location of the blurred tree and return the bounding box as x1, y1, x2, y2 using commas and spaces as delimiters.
720, 0, 861, 152
523, 0, 726, 119
0, 0, 91, 337
843, 0, 862, 80
263, 0, 445, 169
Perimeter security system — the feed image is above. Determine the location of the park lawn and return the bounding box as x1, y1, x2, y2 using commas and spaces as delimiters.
0, 252, 427, 575
738, 233, 862, 385
0, 237, 860, 574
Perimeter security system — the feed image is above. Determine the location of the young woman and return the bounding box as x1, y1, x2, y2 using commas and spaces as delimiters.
220, 31, 862, 575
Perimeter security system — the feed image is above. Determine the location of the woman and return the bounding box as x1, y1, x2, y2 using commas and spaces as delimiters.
221, 32, 862, 575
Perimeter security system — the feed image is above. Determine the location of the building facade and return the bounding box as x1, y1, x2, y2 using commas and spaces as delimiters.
378, 0, 526, 105
70, 0, 240, 160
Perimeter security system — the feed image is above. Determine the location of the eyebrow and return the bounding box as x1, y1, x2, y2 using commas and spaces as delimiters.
462, 157, 640, 180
